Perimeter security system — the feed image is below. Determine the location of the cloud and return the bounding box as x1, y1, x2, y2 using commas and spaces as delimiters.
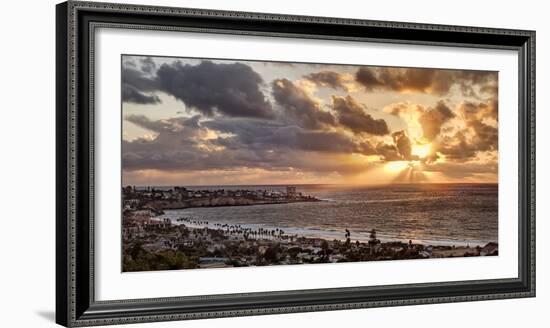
295, 130, 373, 153
392, 130, 414, 160
121, 64, 160, 104
155, 60, 274, 118
331, 95, 390, 135
205, 118, 374, 155
303, 71, 350, 91
385, 102, 424, 116
271, 78, 336, 129
122, 59, 274, 118
375, 143, 402, 161
423, 161, 498, 179
436, 118, 497, 161
440, 99, 498, 159
122, 66, 158, 92
468, 121, 498, 152
140, 57, 156, 74
122, 116, 204, 171
418, 101, 455, 140
122, 84, 161, 104
125, 114, 202, 138
123, 114, 384, 176
382, 98, 498, 161
121, 56, 498, 182
460, 98, 498, 122
355, 67, 497, 97
437, 132, 478, 161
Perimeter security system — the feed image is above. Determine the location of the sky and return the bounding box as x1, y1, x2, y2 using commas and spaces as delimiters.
121, 55, 498, 186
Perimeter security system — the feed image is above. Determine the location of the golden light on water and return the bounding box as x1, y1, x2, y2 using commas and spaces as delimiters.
411, 143, 431, 158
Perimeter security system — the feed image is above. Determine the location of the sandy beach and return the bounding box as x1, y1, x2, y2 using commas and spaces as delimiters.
122, 213, 498, 272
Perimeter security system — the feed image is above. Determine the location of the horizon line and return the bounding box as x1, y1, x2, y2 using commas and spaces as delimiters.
124, 181, 499, 188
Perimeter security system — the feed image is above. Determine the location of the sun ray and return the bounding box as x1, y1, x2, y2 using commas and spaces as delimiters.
384, 161, 409, 173
411, 143, 431, 159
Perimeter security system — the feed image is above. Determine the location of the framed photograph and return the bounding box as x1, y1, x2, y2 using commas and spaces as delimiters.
56, 1, 535, 326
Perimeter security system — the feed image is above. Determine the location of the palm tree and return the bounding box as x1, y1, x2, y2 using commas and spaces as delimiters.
369, 229, 377, 242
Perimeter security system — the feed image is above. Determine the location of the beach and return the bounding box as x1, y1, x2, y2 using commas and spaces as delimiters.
159, 183, 499, 247
123, 208, 498, 272
121, 183, 499, 272
122, 216, 497, 271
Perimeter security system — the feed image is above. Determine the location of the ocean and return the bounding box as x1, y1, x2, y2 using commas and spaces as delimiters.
160, 183, 498, 247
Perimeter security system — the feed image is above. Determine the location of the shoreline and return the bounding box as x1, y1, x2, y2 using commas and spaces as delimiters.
123, 185, 322, 211
162, 210, 494, 248
122, 213, 499, 272
150, 197, 323, 211
122, 184, 498, 272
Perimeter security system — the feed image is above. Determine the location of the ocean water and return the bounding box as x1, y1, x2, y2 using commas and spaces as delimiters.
161, 183, 498, 247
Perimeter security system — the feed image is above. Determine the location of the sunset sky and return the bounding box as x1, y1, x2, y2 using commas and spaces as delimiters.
121, 55, 498, 186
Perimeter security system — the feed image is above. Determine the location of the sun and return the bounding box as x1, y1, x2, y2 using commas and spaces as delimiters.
411, 143, 431, 158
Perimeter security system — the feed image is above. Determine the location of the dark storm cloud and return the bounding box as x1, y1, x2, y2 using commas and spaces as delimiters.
205, 119, 373, 155
155, 60, 274, 118
331, 95, 389, 135
122, 116, 204, 171
271, 78, 336, 129
122, 66, 159, 92
304, 71, 349, 91
418, 101, 455, 141
204, 119, 292, 150
122, 59, 274, 119
121, 64, 161, 104
125, 114, 202, 137
140, 57, 156, 74
295, 130, 367, 153
355, 67, 497, 97
122, 84, 161, 104
121, 116, 287, 172
123, 114, 387, 174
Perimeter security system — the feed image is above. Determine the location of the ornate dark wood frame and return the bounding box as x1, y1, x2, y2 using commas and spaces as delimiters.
56, 1, 536, 326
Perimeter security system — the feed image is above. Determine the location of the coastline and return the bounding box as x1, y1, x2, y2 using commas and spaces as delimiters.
123, 185, 322, 211
149, 197, 322, 211
164, 210, 493, 248
122, 213, 498, 272
122, 184, 498, 272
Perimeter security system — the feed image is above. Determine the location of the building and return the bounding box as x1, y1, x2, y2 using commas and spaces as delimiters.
286, 186, 297, 198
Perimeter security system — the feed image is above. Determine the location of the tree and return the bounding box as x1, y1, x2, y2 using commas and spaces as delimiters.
369, 229, 377, 241
264, 245, 280, 263
321, 240, 330, 257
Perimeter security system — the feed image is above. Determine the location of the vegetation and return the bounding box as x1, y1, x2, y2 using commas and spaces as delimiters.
123, 242, 198, 271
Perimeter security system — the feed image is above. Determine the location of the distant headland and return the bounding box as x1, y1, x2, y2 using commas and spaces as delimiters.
122, 185, 322, 212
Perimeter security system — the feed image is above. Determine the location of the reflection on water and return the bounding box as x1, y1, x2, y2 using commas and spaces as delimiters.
162, 183, 498, 246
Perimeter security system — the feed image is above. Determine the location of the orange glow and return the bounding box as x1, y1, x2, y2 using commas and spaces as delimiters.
385, 161, 409, 173
411, 143, 431, 158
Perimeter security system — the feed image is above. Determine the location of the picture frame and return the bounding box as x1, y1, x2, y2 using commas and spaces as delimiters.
56, 1, 535, 326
